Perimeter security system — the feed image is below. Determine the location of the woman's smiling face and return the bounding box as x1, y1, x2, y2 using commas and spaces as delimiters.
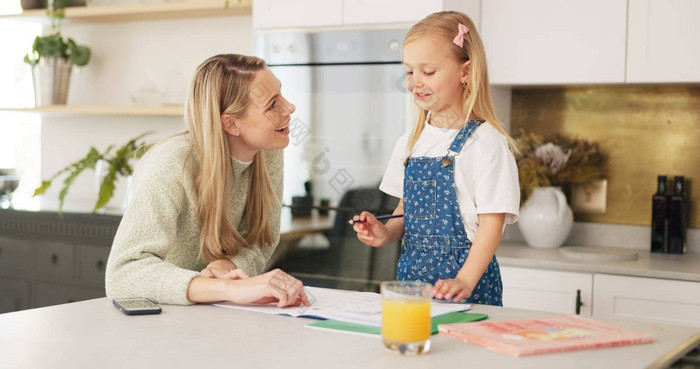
225, 67, 296, 160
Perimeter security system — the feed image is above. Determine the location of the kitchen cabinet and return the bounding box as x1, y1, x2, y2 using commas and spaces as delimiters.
35, 242, 76, 281
0, 240, 33, 313
0, 232, 111, 312
253, 0, 480, 29
0, 240, 33, 277
33, 282, 104, 308
500, 266, 593, 315
500, 263, 700, 327
626, 0, 700, 83
0, 279, 30, 313
253, 0, 343, 29
593, 274, 700, 328
481, 0, 627, 85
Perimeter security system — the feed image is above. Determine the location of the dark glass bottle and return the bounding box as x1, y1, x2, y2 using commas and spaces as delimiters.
651, 175, 669, 253
667, 176, 688, 254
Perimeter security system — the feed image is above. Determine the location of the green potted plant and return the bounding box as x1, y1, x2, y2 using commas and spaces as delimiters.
23, 0, 91, 106
33, 132, 153, 215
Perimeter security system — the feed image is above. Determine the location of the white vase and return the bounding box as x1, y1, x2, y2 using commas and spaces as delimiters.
518, 186, 573, 248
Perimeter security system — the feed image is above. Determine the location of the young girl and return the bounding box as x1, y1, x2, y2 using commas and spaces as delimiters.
106, 54, 309, 307
352, 12, 519, 306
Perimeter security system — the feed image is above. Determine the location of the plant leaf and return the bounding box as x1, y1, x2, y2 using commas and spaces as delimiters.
70, 45, 91, 67
94, 163, 118, 212
57, 162, 86, 216
33, 180, 52, 197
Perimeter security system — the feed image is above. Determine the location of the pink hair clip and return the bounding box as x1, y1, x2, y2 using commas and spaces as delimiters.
452, 23, 469, 47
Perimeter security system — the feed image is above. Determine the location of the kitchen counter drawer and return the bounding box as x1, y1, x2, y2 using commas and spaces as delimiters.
0, 239, 32, 277
78, 245, 110, 286
35, 242, 75, 281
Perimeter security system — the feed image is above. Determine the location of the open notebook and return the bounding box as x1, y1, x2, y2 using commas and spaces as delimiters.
214, 286, 471, 327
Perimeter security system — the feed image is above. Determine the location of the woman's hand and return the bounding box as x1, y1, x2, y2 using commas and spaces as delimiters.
352, 211, 390, 247
433, 277, 473, 302
200, 259, 246, 279
229, 269, 311, 308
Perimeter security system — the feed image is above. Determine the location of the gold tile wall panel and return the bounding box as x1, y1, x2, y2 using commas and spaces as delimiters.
511, 85, 700, 228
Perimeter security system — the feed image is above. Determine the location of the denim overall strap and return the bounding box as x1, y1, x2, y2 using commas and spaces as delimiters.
449, 120, 484, 154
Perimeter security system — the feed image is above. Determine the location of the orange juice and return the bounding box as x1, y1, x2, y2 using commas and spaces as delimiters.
382, 298, 431, 343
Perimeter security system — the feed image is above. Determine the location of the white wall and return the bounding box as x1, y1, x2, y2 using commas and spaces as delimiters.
40, 15, 253, 211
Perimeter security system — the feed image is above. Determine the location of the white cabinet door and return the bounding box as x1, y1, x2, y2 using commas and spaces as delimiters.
500, 266, 593, 315
627, 0, 700, 83
481, 0, 627, 84
343, 0, 443, 26
593, 274, 700, 328
253, 0, 343, 29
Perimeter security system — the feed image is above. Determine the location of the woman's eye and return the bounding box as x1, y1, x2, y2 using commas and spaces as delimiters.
405, 71, 413, 75
267, 101, 276, 111
424, 71, 435, 76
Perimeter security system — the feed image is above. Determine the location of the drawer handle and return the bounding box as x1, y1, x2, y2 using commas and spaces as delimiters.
96, 260, 105, 271
51, 254, 59, 265
575, 289, 583, 315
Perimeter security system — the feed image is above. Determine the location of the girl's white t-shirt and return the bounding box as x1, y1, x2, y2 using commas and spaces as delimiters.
379, 121, 520, 242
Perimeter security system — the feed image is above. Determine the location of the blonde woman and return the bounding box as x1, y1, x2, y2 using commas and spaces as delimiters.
352, 12, 520, 306
106, 54, 309, 307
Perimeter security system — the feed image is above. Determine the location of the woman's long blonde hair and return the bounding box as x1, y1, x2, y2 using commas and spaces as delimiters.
404, 11, 519, 155
185, 54, 277, 262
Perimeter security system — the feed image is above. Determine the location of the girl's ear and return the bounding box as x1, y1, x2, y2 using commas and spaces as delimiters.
460, 60, 472, 84
221, 114, 241, 136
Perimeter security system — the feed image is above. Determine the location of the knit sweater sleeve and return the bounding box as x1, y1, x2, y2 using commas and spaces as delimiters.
229, 149, 284, 276
105, 138, 200, 305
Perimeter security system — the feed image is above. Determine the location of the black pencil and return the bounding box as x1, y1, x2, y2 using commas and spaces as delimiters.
347, 214, 404, 225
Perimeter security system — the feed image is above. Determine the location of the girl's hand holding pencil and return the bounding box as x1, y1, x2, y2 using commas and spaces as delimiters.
350, 211, 396, 248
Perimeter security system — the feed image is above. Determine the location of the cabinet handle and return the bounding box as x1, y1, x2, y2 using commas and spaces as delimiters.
575, 289, 583, 315
96, 260, 105, 271
51, 254, 59, 265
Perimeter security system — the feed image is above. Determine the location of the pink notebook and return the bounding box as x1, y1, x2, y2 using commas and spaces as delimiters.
438, 315, 654, 357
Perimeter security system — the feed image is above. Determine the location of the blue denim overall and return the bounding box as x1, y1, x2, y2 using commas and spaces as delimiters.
397, 120, 503, 306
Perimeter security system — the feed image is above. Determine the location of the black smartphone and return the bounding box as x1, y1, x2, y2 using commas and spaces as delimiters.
113, 298, 162, 315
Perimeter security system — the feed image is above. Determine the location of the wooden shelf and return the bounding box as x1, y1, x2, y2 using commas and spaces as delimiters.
0, 105, 184, 117
0, 0, 251, 23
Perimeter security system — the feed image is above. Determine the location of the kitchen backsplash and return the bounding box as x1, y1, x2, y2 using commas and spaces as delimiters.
511, 85, 700, 229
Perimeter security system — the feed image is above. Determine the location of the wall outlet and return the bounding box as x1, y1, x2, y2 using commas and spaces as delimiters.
571, 179, 607, 214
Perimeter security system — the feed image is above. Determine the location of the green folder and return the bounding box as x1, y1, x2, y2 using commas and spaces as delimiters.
307, 312, 488, 337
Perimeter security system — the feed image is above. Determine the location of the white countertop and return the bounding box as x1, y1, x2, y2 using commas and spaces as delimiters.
497, 243, 700, 282
1, 296, 698, 369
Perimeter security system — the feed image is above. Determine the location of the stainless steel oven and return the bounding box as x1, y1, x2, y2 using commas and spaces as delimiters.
254, 30, 409, 290
253, 29, 408, 207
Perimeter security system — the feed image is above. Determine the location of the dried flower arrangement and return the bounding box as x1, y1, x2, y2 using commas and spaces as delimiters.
515, 131, 606, 203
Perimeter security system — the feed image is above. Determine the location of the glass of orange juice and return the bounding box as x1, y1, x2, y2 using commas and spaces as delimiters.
381, 281, 432, 355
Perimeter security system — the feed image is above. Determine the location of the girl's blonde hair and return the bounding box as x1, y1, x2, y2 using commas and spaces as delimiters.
404, 11, 519, 155
185, 54, 277, 262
